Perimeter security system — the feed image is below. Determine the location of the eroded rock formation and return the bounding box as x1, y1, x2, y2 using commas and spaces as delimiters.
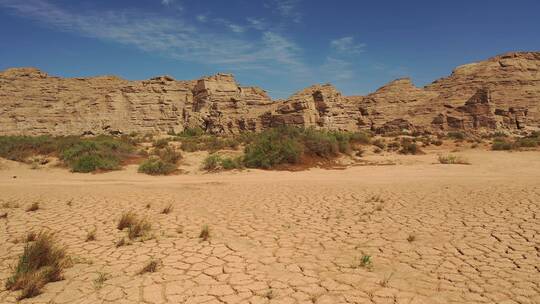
0, 51, 538, 136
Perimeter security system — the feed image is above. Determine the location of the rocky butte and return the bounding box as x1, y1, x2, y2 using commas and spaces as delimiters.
0, 51, 538, 136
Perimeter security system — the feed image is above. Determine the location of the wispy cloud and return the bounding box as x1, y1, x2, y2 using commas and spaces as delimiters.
160, 0, 183, 11
0, 0, 375, 98
330, 36, 365, 54
320, 57, 355, 81
196, 14, 208, 22
0, 0, 305, 73
266, 0, 302, 23
246, 17, 268, 31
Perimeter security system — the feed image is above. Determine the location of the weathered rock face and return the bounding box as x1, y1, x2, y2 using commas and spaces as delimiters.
0, 68, 195, 135
426, 52, 540, 130
265, 84, 364, 131
186, 73, 273, 134
0, 51, 538, 136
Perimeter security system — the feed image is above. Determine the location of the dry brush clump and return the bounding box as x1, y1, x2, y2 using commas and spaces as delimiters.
138, 259, 160, 275
5, 231, 69, 300
161, 204, 173, 214
26, 202, 40, 212
491, 133, 540, 151
85, 228, 97, 242
117, 211, 137, 230
438, 154, 471, 165
117, 211, 152, 241
199, 224, 210, 241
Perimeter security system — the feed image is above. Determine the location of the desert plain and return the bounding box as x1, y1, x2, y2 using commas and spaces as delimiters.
1, 148, 539, 304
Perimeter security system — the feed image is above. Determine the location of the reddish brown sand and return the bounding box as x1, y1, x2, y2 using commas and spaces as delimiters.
0, 150, 539, 304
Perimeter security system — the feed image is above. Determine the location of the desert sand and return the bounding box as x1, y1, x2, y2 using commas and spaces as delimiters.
1, 150, 539, 304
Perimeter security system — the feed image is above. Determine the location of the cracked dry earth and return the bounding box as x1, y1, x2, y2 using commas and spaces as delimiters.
0, 151, 539, 304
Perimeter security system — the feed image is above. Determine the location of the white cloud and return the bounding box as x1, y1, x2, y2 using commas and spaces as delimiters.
228, 24, 245, 33
196, 14, 208, 22
330, 36, 365, 54
246, 17, 267, 31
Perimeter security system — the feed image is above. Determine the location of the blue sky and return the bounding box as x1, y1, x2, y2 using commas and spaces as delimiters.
1, 0, 539, 99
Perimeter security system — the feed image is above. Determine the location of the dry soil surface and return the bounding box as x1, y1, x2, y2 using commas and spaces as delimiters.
0, 150, 539, 304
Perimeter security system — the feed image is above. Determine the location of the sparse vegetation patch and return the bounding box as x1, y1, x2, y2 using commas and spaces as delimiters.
5, 231, 68, 300
242, 126, 370, 169
0, 135, 136, 172
438, 154, 470, 165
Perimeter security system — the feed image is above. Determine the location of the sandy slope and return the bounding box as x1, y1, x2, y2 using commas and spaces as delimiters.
0, 150, 539, 304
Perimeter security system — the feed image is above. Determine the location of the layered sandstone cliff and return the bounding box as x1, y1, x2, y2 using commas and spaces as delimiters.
0, 52, 538, 136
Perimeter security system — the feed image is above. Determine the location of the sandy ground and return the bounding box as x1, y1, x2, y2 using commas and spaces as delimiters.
0, 150, 539, 304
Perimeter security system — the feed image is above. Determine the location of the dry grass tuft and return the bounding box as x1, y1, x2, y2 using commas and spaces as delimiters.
161, 204, 173, 214
2, 201, 20, 209
366, 195, 384, 203
199, 224, 210, 241
138, 260, 159, 275
438, 154, 470, 165
0, 212, 7, 219
115, 238, 129, 248
25, 231, 37, 243
379, 272, 394, 287
5, 231, 68, 300
93, 272, 109, 289
116, 211, 152, 242
26, 202, 40, 212
407, 234, 416, 242
117, 211, 137, 230
85, 228, 97, 242
127, 218, 152, 240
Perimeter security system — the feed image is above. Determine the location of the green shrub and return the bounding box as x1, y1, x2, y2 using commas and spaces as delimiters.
178, 135, 239, 152
221, 157, 243, 170
243, 128, 303, 169
242, 127, 368, 169
203, 154, 243, 171
59, 136, 133, 172
0, 136, 56, 161
155, 147, 182, 164
447, 131, 466, 140
0, 135, 134, 172
179, 127, 205, 137
153, 138, 169, 149
514, 137, 539, 148
203, 154, 222, 171
399, 139, 423, 155
302, 129, 340, 157
138, 158, 177, 175
350, 131, 372, 145
70, 155, 118, 173
491, 138, 513, 151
